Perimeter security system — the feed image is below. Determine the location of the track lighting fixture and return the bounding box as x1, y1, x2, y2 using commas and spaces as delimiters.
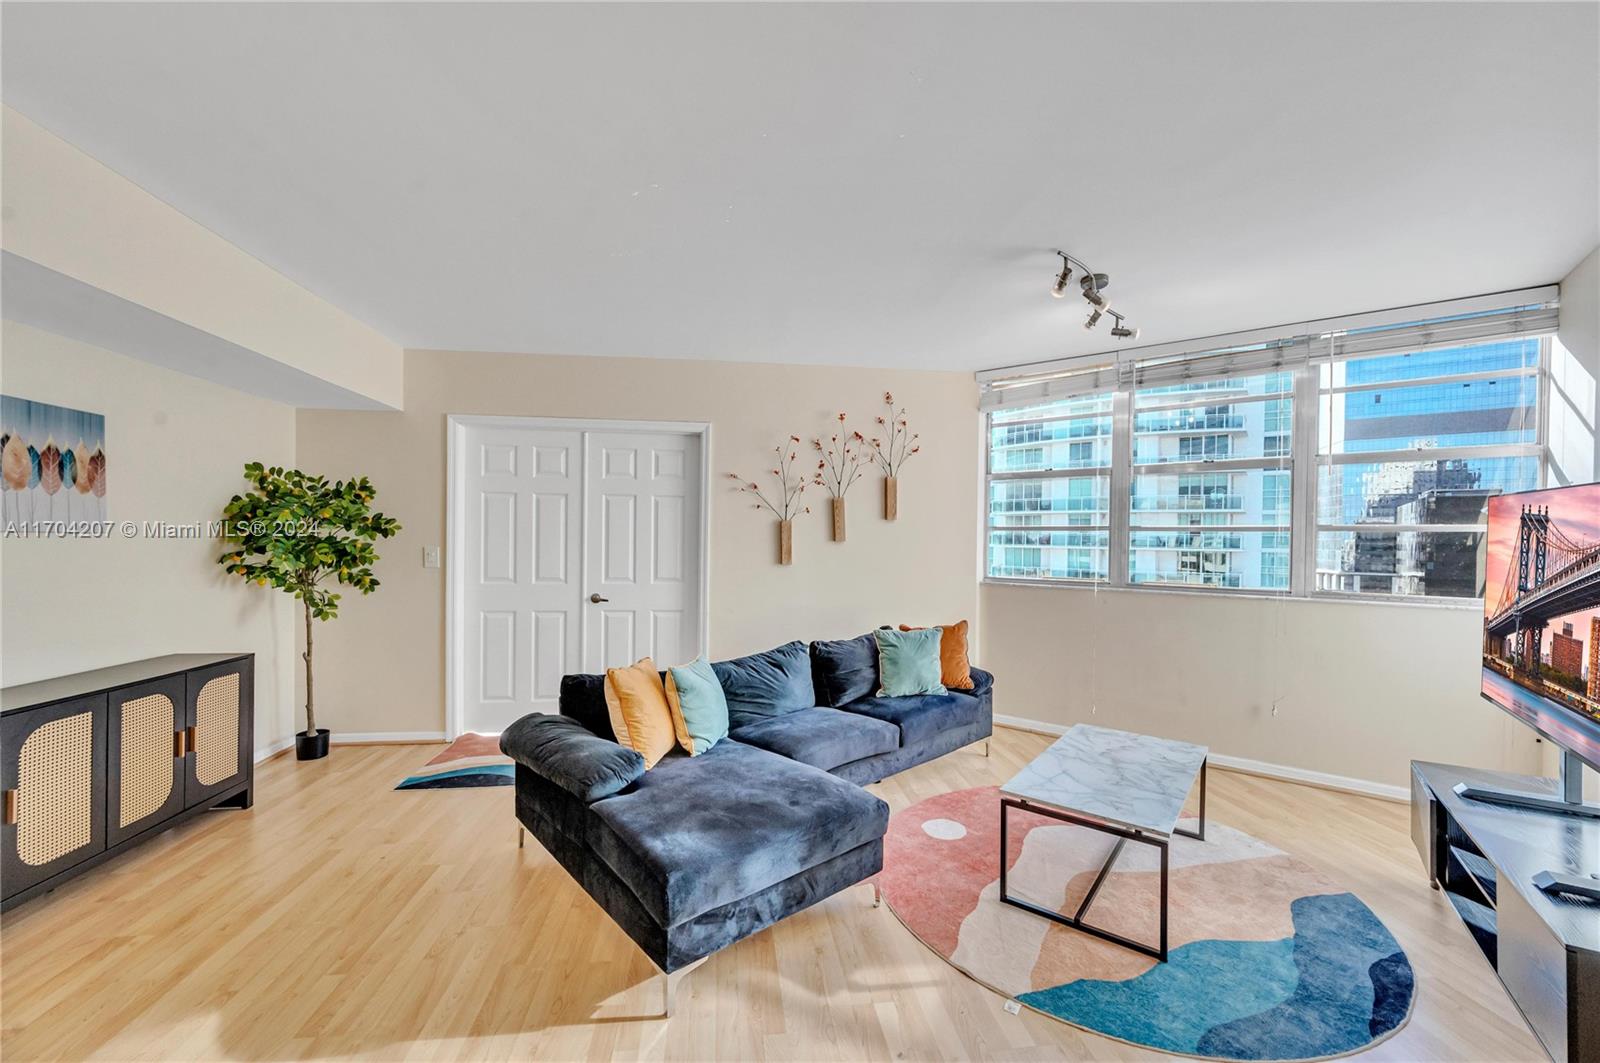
1050, 249, 1138, 339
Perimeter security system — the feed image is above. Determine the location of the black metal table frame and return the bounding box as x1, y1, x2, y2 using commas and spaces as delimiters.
998, 757, 1207, 962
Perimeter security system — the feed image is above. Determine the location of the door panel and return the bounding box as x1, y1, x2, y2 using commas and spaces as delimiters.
462, 426, 582, 731
583, 432, 703, 672
1, 695, 107, 896
107, 676, 186, 846
184, 659, 253, 807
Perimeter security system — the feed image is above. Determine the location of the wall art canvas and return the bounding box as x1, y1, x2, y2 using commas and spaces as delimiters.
1, 395, 107, 525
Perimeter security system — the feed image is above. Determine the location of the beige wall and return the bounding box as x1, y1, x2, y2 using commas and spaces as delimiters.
1, 106, 404, 409
980, 582, 1543, 792
0, 320, 299, 753
294, 349, 980, 737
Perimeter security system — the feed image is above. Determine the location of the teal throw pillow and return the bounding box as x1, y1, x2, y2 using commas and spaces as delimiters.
665, 656, 730, 755
874, 626, 947, 697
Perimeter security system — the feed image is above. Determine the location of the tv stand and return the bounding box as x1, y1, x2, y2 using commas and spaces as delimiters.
1455, 749, 1600, 819
1413, 761, 1600, 1061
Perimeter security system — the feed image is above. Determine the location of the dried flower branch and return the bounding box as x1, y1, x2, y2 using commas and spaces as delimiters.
867, 391, 921, 476
727, 437, 810, 520
811, 413, 867, 500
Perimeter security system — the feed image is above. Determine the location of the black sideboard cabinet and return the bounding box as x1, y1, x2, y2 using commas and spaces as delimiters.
1413, 760, 1600, 1061
1, 654, 254, 910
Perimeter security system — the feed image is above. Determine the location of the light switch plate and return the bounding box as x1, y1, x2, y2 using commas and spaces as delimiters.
423, 546, 441, 569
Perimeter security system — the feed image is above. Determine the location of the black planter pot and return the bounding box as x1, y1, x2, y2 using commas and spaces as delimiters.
296, 728, 331, 760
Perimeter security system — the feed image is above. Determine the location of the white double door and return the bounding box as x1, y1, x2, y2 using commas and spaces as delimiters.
458, 421, 703, 734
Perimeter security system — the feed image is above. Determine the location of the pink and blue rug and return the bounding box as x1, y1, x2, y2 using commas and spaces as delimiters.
395, 733, 513, 790
879, 785, 1414, 1061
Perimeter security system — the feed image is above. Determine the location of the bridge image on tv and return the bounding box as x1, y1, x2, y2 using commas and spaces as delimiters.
1481, 484, 1600, 765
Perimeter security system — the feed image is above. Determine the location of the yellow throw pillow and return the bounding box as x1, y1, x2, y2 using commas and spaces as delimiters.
899, 620, 975, 691
603, 658, 677, 769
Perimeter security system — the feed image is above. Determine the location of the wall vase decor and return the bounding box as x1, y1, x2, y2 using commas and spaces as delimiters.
869, 392, 919, 521
812, 413, 865, 543
729, 436, 809, 565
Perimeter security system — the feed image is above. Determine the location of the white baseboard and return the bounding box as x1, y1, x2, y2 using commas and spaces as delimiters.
331, 731, 448, 745
253, 731, 447, 760
992, 713, 1408, 804
253, 736, 295, 763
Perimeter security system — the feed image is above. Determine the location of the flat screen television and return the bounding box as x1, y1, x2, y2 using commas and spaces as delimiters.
1480, 482, 1600, 772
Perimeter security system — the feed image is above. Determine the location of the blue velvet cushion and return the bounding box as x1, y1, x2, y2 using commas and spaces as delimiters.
873, 626, 946, 697
839, 689, 986, 748
730, 706, 900, 771
712, 641, 815, 729
500, 713, 646, 802
585, 739, 890, 927
810, 633, 879, 706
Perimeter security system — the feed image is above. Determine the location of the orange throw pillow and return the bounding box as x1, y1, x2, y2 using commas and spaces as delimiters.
603, 658, 677, 769
899, 620, 974, 691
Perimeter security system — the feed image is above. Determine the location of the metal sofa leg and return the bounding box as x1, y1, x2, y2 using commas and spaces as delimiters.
872, 881, 882, 908
518, 825, 525, 849
983, 740, 991, 758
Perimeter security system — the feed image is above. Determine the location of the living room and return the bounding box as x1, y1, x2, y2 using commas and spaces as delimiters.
1, 2, 1597, 1061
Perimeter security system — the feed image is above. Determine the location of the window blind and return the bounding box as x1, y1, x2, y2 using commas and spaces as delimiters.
979, 292, 1559, 411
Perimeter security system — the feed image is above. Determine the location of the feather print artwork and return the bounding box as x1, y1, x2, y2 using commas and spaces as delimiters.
1, 432, 25, 522
1, 433, 27, 490
88, 448, 106, 519
0, 397, 107, 530
39, 438, 62, 523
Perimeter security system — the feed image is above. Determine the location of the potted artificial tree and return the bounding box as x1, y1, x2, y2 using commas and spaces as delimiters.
218, 463, 400, 760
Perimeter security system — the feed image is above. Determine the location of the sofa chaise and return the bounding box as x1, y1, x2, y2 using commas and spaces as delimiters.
500, 633, 994, 1013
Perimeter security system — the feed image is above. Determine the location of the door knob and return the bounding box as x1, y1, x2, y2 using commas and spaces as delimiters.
589, 593, 609, 604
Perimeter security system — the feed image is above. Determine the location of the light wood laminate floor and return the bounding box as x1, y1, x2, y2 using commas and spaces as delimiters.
0, 727, 1545, 1061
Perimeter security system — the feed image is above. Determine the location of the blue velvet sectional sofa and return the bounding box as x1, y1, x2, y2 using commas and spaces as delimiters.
500, 633, 994, 987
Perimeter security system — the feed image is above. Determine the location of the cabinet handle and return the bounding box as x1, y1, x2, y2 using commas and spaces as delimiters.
185, 726, 197, 753
2, 789, 15, 826
174, 730, 186, 758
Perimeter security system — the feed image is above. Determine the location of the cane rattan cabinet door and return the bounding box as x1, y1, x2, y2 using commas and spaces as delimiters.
1, 695, 108, 897
107, 677, 186, 846
183, 658, 253, 807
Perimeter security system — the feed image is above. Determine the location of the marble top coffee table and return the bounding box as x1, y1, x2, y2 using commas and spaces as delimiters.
998, 724, 1208, 961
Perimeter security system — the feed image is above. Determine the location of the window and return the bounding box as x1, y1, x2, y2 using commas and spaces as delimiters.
1313, 338, 1542, 598
986, 394, 1112, 581
980, 295, 1556, 601
1127, 372, 1293, 591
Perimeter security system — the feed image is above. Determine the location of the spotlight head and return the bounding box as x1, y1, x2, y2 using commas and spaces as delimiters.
1050, 252, 1072, 298
1110, 323, 1139, 339
1080, 273, 1109, 307
1084, 308, 1103, 330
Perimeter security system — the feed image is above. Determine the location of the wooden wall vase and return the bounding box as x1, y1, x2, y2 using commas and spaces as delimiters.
883, 477, 899, 521
831, 498, 846, 542
777, 519, 793, 565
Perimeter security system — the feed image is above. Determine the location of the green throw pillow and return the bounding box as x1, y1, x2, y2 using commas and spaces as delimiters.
874, 626, 947, 697
665, 656, 730, 755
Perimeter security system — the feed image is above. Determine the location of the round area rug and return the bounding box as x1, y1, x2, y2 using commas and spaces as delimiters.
879, 786, 1414, 1061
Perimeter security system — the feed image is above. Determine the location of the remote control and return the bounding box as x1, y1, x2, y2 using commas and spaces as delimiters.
1533, 870, 1600, 901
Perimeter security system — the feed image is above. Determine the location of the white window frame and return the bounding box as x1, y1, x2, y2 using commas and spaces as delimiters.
979, 288, 1556, 605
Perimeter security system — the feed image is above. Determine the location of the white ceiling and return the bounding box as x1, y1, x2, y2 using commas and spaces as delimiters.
3, 2, 1596, 373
